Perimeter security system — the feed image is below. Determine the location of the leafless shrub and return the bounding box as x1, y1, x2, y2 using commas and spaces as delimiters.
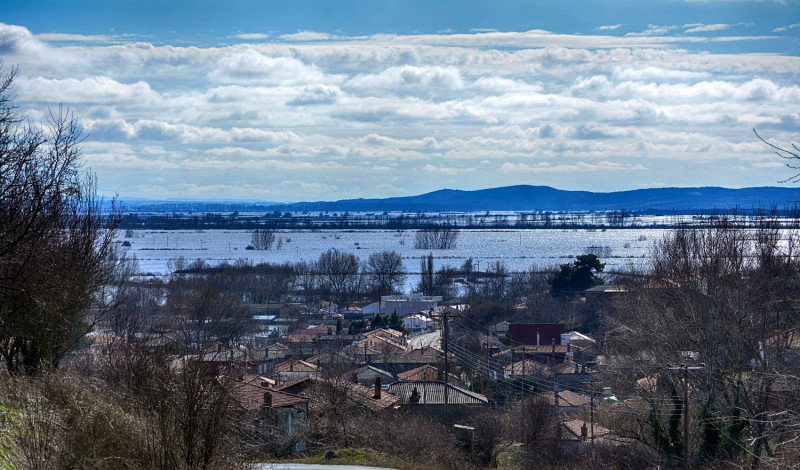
415, 224, 459, 249
250, 228, 276, 250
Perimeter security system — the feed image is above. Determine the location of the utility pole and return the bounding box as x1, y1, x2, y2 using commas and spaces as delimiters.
431, 307, 460, 426
582, 379, 596, 468
668, 363, 705, 470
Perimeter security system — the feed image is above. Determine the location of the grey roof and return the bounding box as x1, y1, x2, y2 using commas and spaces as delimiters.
388, 381, 488, 406
355, 364, 395, 378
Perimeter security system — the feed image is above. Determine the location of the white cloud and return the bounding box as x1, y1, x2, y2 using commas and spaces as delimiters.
772, 23, 800, 32
346, 65, 465, 95
279, 30, 338, 41
684, 23, 733, 33
232, 33, 270, 40
500, 161, 648, 173
36, 32, 141, 43
626, 24, 681, 36
208, 49, 331, 85
2, 22, 797, 200
596, 24, 622, 31
19, 76, 161, 105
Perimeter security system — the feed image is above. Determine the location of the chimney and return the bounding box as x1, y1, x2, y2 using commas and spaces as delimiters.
373, 377, 382, 399
264, 391, 272, 408
410, 386, 420, 404
351, 372, 359, 384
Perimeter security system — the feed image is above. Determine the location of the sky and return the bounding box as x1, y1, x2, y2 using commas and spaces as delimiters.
2, 0, 799, 202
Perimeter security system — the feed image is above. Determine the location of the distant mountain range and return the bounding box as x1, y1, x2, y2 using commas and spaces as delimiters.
121, 185, 800, 213
261, 185, 800, 213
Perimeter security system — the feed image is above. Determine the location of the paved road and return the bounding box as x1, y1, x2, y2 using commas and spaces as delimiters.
407, 330, 440, 350
255, 465, 395, 470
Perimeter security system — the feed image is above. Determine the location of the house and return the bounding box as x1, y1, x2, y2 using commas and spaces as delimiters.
273, 359, 320, 384
363, 328, 407, 346
286, 325, 334, 357
508, 323, 567, 347
563, 331, 596, 350
398, 364, 446, 382
561, 419, 626, 447
276, 376, 400, 412
388, 380, 488, 419
489, 321, 511, 336
403, 313, 434, 334
494, 343, 585, 366
345, 364, 395, 387
504, 359, 554, 380
382, 294, 442, 317
264, 342, 290, 361
223, 375, 309, 453
361, 302, 383, 316
551, 359, 594, 393
542, 390, 593, 415
198, 344, 259, 375
376, 346, 445, 373
313, 333, 363, 355
340, 306, 363, 319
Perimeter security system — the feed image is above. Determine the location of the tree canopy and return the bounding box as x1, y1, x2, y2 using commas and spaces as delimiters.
549, 253, 605, 295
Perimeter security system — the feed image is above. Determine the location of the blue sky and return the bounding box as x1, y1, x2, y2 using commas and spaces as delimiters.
2, 0, 799, 201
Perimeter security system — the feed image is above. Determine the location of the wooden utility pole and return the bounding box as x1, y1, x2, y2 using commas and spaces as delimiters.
582, 379, 596, 468
668, 363, 705, 470
432, 307, 460, 425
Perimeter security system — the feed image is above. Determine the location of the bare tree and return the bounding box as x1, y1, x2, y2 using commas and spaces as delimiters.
314, 248, 361, 306
604, 213, 800, 468
366, 250, 406, 299
167, 277, 253, 350
415, 224, 459, 249
0, 65, 121, 375
754, 129, 800, 183
250, 228, 276, 250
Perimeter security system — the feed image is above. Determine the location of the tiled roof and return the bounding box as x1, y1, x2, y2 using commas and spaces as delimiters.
274, 359, 320, 373
494, 345, 576, 357
358, 335, 406, 353
380, 346, 443, 364
268, 389, 310, 408
338, 381, 400, 412
353, 364, 395, 379
398, 364, 441, 381
550, 361, 585, 375
223, 377, 308, 411
275, 375, 314, 393
542, 390, 592, 408
561, 419, 628, 446
275, 376, 399, 411
505, 359, 554, 377
388, 381, 488, 406
562, 419, 609, 439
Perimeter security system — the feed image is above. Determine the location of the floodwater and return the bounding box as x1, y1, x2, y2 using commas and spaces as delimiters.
119, 227, 660, 280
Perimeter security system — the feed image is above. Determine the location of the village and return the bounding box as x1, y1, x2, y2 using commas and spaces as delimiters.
73, 218, 800, 470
